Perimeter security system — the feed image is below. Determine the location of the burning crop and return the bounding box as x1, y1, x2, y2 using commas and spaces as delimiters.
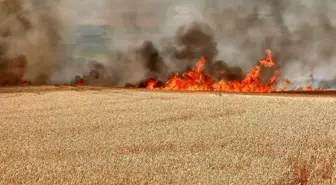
144, 49, 280, 92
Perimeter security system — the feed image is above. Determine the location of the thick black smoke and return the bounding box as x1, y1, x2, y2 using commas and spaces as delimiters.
93, 0, 336, 88
82, 20, 244, 87
101, 0, 336, 88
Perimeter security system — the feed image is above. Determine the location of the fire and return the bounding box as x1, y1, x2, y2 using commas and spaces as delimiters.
2, 48, 325, 92
259, 49, 275, 67
163, 57, 214, 91
146, 49, 280, 92
76, 79, 85, 86
146, 78, 159, 89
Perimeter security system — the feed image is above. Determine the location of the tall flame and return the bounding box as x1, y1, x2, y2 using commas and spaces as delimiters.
146, 49, 280, 92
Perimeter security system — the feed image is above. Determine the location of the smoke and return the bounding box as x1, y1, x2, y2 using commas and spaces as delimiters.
1, 0, 336, 88
206, 0, 336, 87
0, 0, 65, 85
101, 0, 336, 88
103, 0, 245, 87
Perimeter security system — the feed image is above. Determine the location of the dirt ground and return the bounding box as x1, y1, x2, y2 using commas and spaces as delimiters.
0, 87, 336, 184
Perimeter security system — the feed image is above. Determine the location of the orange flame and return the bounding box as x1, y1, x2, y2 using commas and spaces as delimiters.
163, 57, 214, 91
146, 79, 159, 89
146, 49, 280, 92
259, 49, 275, 67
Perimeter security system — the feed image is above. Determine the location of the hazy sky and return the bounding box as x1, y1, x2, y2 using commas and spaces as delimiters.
59, 0, 109, 25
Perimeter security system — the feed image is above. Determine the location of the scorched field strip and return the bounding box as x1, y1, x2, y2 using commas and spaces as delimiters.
0, 89, 336, 184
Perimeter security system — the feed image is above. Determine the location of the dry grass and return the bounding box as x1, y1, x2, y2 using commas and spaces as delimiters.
0, 88, 336, 184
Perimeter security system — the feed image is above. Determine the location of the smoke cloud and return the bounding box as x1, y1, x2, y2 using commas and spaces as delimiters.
0, 0, 65, 85
103, 0, 336, 88
1, 0, 336, 88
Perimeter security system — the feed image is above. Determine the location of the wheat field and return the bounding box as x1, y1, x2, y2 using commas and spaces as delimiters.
0, 87, 336, 184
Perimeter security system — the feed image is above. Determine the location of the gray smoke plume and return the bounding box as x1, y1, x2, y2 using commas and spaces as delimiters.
0, 0, 64, 85
204, 0, 336, 88
102, 0, 245, 87
100, 0, 336, 88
